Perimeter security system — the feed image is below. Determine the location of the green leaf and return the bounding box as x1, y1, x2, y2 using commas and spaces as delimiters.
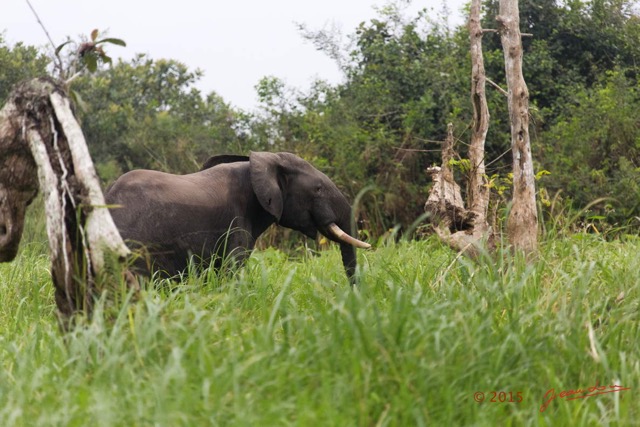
95, 38, 127, 47
54, 41, 72, 56
69, 89, 90, 112
535, 169, 551, 180
84, 54, 98, 72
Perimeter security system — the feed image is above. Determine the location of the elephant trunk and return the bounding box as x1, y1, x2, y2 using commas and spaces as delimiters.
339, 242, 357, 283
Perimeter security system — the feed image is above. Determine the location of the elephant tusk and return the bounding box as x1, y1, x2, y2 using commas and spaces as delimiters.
328, 223, 371, 249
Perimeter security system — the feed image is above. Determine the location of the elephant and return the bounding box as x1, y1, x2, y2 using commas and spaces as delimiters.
105, 151, 370, 281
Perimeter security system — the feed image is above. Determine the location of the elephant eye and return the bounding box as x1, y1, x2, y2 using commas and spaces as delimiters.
315, 184, 323, 194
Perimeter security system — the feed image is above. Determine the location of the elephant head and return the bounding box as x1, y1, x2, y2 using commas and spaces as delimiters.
248, 152, 369, 279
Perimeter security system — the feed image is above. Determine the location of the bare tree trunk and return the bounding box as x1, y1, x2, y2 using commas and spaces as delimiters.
497, 0, 538, 254
468, 0, 491, 233
0, 77, 133, 327
423, 0, 492, 258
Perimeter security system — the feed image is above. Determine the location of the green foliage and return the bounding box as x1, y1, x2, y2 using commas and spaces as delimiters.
541, 69, 640, 227
1, 221, 639, 424
49, 28, 127, 112
71, 54, 245, 179
0, 34, 50, 103
55, 29, 127, 75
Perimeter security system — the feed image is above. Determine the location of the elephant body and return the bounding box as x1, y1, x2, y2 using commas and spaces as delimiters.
105, 152, 369, 280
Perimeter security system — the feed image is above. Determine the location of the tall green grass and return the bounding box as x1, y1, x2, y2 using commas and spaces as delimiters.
1, 206, 639, 425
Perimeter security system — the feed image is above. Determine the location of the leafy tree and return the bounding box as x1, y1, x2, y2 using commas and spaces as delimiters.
541, 69, 640, 226
0, 35, 50, 103
482, 0, 640, 118
71, 54, 244, 179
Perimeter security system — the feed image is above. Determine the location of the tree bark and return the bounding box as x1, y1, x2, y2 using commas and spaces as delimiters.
497, 0, 538, 255
468, 0, 491, 233
0, 77, 133, 327
424, 124, 467, 234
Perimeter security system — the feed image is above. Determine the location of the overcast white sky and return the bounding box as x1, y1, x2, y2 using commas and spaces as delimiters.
3, 0, 467, 111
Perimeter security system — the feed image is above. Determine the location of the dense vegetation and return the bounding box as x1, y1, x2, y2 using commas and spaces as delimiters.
2, 0, 640, 237
0, 203, 638, 425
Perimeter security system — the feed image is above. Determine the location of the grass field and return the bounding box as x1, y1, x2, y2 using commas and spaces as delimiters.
1, 209, 639, 425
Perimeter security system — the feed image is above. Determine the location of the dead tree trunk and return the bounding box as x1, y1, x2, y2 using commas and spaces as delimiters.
497, 0, 538, 255
0, 77, 133, 326
424, 124, 468, 235
424, 0, 492, 258
468, 0, 491, 234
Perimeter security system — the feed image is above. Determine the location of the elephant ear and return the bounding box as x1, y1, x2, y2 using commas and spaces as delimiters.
201, 154, 249, 171
250, 152, 284, 221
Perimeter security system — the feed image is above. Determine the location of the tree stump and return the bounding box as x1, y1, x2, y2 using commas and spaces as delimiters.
0, 77, 133, 327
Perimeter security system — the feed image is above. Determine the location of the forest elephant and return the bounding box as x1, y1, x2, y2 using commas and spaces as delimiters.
105, 151, 370, 281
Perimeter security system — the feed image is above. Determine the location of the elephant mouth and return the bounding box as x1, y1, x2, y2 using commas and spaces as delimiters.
323, 222, 371, 249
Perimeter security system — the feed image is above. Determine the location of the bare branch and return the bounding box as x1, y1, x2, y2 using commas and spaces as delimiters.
487, 78, 509, 96
25, 0, 64, 76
